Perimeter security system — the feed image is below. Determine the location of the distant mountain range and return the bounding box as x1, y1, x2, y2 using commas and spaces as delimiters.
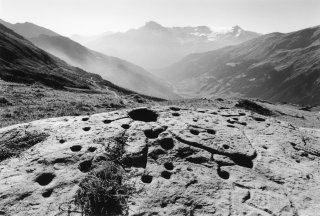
1, 18, 319, 105
160, 25, 320, 105
0, 19, 178, 99
72, 21, 261, 68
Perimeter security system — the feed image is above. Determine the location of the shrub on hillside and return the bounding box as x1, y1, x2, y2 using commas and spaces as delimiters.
75, 161, 134, 216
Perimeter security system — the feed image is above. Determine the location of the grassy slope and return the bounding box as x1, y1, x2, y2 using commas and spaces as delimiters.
0, 80, 159, 128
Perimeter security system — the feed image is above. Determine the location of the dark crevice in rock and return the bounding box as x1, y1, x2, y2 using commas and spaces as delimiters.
172, 113, 180, 117
185, 179, 198, 188
82, 117, 89, 121
242, 191, 251, 203
128, 108, 158, 122
59, 139, 66, 144
174, 135, 220, 154
227, 119, 236, 124
170, 107, 180, 111
235, 99, 273, 116
173, 132, 256, 169
17, 192, 32, 201
237, 122, 247, 126
253, 117, 266, 122
186, 156, 208, 164
87, 147, 97, 152
175, 147, 197, 159
53, 157, 74, 164
103, 120, 112, 124
227, 125, 235, 128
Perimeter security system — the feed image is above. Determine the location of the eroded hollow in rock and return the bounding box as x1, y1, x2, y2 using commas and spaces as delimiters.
190, 129, 200, 135
253, 117, 266, 122
207, 129, 216, 135
82, 117, 89, 121
217, 169, 229, 180
172, 113, 180, 117
170, 107, 180, 111
59, 139, 66, 144
175, 147, 196, 158
87, 147, 97, 152
121, 124, 130, 129
223, 144, 230, 150
159, 138, 174, 150
227, 119, 235, 124
35, 173, 55, 186
229, 154, 254, 168
103, 120, 112, 124
78, 160, 92, 173
128, 108, 158, 122
186, 156, 208, 164
149, 148, 166, 160
144, 129, 160, 139
121, 151, 148, 168
82, 127, 91, 131
70, 145, 82, 152
164, 162, 174, 170
161, 171, 172, 179
42, 189, 53, 198
141, 174, 153, 183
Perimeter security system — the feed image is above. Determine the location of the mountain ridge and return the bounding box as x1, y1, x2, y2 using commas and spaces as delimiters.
1, 19, 179, 99
73, 21, 261, 68
160, 25, 320, 105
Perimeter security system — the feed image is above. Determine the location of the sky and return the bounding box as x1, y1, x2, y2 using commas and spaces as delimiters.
0, 0, 319, 36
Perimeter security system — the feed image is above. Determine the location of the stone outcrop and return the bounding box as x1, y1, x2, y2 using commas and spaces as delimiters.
0, 106, 320, 215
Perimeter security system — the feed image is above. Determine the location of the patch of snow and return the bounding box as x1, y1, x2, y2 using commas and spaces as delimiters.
226, 62, 240, 67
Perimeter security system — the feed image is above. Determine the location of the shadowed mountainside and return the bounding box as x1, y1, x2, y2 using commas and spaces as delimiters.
0, 19, 178, 99
0, 23, 103, 90
29, 34, 179, 99
0, 19, 60, 38
0, 23, 164, 127
160, 25, 320, 105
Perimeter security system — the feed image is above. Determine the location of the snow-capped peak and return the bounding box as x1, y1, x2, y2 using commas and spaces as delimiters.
143, 21, 166, 31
